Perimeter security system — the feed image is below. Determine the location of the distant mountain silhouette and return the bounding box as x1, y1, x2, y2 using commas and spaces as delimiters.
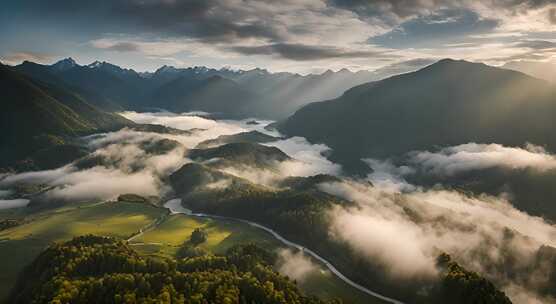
148, 75, 260, 117
12, 58, 430, 119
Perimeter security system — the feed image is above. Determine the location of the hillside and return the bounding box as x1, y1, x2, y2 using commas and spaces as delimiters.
13, 61, 124, 111
278, 59, 556, 173
187, 142, 291, 169
0, 65, 132, 170
196, 130, 279, 149
54, 61, 149, 108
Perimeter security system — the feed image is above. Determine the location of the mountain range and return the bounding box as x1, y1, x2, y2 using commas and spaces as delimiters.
10, 58, 433, 119
5, 57, 556, 174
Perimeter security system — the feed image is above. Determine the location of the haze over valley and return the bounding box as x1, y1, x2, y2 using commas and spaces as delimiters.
1, 1, 556, 304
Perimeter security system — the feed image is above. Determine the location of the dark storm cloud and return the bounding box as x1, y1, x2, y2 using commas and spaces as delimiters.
5, 0, 555, 45
228, 43, 393, 61
111, 0, 284, 42
5, 0, 284, 43
2, 0, 555, 70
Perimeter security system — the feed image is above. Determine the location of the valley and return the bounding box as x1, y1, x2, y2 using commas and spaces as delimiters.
4, 1, 556, 302
0, 106, 526, 304
1, 58, 556, 304
0, 196, 378, 304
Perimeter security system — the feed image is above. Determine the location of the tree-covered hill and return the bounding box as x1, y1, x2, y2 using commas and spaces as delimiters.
13, 61, 124, 112
9, 235, 335, 304
196, 131, 279, 149
187, 142, 291, 170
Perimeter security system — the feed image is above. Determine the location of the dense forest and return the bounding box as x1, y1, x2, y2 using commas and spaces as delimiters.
9, 235, 338, 304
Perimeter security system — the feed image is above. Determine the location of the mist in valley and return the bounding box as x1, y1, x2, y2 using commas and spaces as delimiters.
1, 111, 555, 303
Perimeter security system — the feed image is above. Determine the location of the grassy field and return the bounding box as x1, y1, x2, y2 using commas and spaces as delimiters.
131, 213, 282, 256
0, 201, 165, 300
0, 202, 384, 304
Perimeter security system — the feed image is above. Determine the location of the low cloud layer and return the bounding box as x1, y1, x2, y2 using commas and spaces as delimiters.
0, 199, 30, 210
409, 143, 556, 177
120, 111, 278, 148
216, 136, 342, 187
0, 112, 338, 204
2, 111, 556, 303
0, 110, 261, 203
276, 248, 321, 283
265, 136, 342, 177
321, 175, 556, 303
0, 129, 187, 202
356, 142, 556, 303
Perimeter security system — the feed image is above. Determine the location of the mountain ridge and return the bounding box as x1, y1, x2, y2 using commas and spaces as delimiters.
10, 57, 432, 119
278, 58, 556, 173
0, 65, 132, 170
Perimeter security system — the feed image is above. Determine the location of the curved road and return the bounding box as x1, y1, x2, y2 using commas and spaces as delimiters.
164, 199, 405, 304
127, 214, 167, 242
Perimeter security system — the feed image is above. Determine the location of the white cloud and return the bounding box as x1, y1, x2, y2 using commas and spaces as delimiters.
276, 248, 320, 283
215, 136, 342, 186
409, 143, 556, 176
0, 199, 30, 210
0, 112, 339, 204
120, 111, 250, 148
264, 136, 342, 177
321, 179, 556, 302
363, 158, 415, 192
44, 167, 161, 201
0, 127, 189, 203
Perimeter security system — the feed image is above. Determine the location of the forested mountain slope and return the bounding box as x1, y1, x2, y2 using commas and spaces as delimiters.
0, 65, 132, 170
278, 59, 556, 173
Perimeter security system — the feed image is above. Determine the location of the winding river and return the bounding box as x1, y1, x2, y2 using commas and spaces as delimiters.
164, 198, 405, 304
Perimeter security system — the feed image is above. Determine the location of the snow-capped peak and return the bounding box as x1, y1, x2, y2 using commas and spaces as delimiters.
51, 57, 78, 71
87, 61, 103, 68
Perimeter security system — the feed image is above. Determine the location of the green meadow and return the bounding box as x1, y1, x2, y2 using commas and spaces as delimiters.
130, 213, 281, 256
0, 201, 380, 303
0, 201, 164, 300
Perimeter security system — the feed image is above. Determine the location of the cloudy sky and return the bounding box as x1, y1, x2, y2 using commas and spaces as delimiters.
1, 0, 555, 73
